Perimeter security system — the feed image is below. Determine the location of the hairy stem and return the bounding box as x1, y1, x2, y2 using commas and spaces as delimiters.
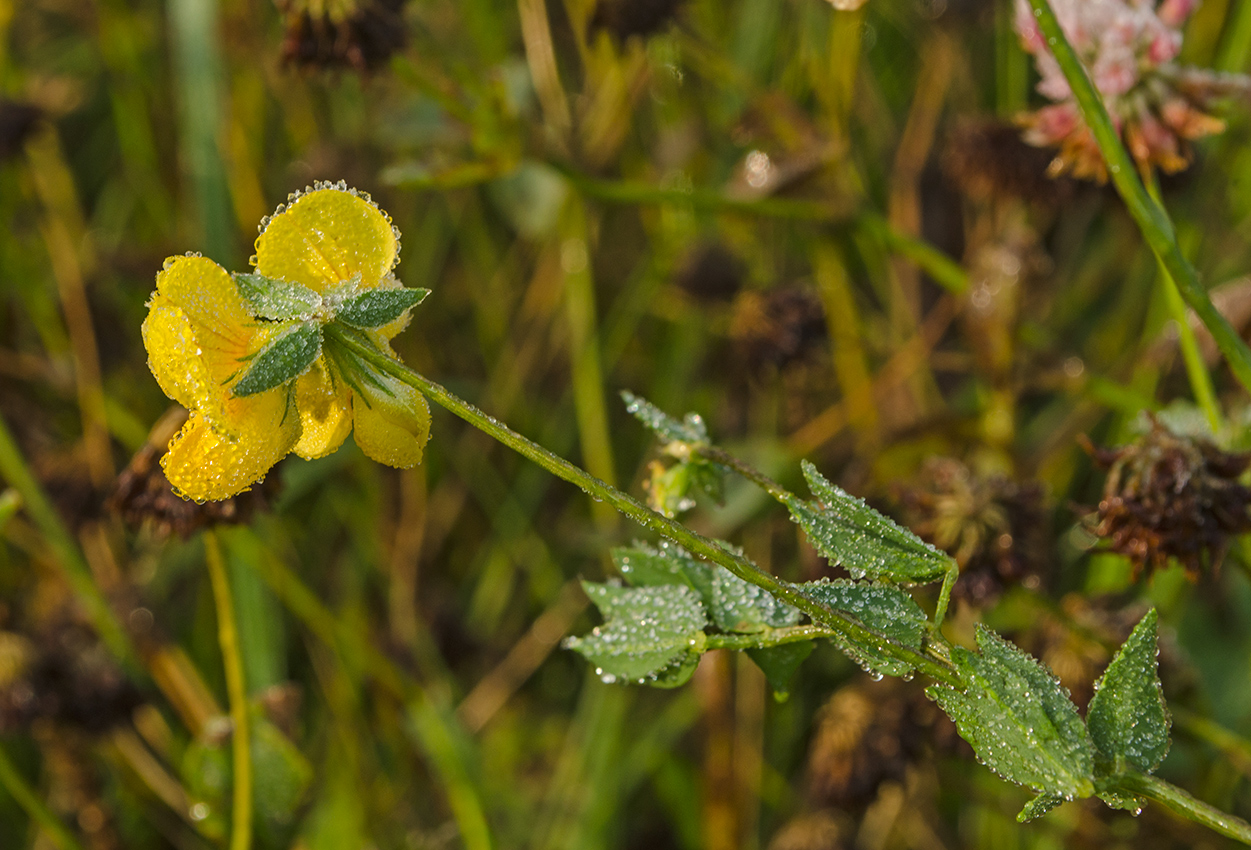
325, 324, 960, 688
1112, 772, 1251, 846
204, 532, 252, 850
1027, 0, 1251, 397
703, 625, 840, 651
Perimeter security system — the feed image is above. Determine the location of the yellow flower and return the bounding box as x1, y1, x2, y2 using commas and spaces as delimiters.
143, 182, 431, 502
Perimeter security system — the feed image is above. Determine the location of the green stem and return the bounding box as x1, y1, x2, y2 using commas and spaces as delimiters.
0, 743, 87, 850
246, 539, 495, 850
325, 324, 960, 688
552, 166, 970, 295
204, 532, 252, 850
1142, 172, 1222, 432
1111, 772, 1251, 846
703, 624, 839, 651
1027, 0, 1251, 398
0, 411, 134, 667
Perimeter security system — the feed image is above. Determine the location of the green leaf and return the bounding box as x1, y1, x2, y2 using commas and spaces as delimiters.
233, 273, 321, 321
648, 650, 701, 689
711, 568, 801, 633
1017, 792, 1064, 823
231, 322, 322, 397
927, 625, 1095, 800
565, 582, 708, 684
621, 390, 709, 444
335, 287, 430, 329
1087, 609, 1170, 774
785, 460, 953, 585
613, 541, 714, 608
747, 642, 814, 699
252, 717, 314, 832
794, 579, 928, 677
688, 458, 726, 505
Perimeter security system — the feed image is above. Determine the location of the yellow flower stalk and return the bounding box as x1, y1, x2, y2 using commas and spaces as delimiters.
142, 181, 431, 501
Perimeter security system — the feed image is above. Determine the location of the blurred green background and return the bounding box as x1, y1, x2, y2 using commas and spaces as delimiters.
7, 0, 1251, 848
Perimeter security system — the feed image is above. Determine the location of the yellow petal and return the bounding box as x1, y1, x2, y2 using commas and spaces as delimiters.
292, 358, 353, 460
253, 184, 399, 293
142, 294, 221, 419
161, 390, 300, 501
352, 369, 430, 469
154, 254, 258, 386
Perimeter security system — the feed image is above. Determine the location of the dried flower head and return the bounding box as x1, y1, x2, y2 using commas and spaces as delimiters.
1015, 0, 1248, 180
0, 625, 141, 735
806, 678, 935, 809
729, 285, 827, 371
0, 100, 41, 161
1082, 420, 1251, 578
106, 410, 271, 538
675, 242, 745, 303
943, 119, 1076, 206
279, 0, 407, 71
589, 0, 684, 41
896, 458, 1049, 605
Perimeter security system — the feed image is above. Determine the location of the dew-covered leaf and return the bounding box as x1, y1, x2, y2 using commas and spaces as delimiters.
621, 390, 709, 444
794, 579, 928, 677
711, 568, 801, 633
232, 322, 322, 397
747, 642, 814, 698
234, 273, 321, 321
648, 649, 701, 689
335, 287, 430, 329
613, 541, 714, 607
565, 582, 708, 683
1017, 792, 1064, 823
1096, 785, 1145, 814
785, 461, 953, 585
927, 625, 1095, 800
1087, 609, 1170, 774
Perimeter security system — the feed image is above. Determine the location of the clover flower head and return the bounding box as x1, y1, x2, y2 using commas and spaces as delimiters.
1015, 0, 1247, 180
142, 181, 431, 502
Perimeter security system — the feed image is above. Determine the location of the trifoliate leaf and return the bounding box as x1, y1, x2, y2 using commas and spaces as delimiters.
621, 390, 709, 444
613, 541, 714, 608
1087, 609, 1170, 774
335, 287, 430, 329
711, 568, 801, 633
927, 625, 1095, 800
1017, 792, 1064, 823
794, 579, 928, 677
233, 273, 321, 321
747, 642, 814, 699
231, 322, 322, 397
785, 461, 952, 585
565, 582, 708, 684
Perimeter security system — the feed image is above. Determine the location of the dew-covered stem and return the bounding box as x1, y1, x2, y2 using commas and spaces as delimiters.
324, 324, 961, 688
1112, 772, 1251, 846
703, 624, 840, 651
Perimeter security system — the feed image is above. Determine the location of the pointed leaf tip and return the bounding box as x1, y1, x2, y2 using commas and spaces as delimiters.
1087, 608, 1170, 774
786, 461, 952, 585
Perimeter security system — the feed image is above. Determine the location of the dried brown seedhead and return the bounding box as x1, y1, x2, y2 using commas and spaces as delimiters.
944, 119, 1076, 207
589, 0, 685, 42
729, 285, 827, 372
896, 457, 1049, 605
107, 410, 271, 538
279, 0, 407, 72
1082, 419, 1251, 579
